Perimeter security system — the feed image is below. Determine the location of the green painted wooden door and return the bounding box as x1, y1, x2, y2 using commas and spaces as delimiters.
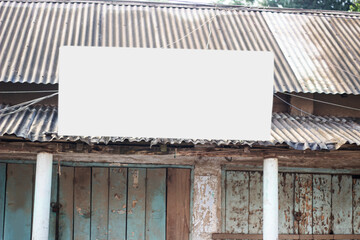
58, 167, 166, 240
0, 164, 190, 240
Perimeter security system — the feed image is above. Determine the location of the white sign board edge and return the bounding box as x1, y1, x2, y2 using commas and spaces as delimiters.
58, 46, 274, 141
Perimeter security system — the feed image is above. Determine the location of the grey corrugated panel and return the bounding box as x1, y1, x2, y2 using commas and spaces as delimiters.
1, 104, 360, 150
3, 1, 359, 94
263, 12, 360, 94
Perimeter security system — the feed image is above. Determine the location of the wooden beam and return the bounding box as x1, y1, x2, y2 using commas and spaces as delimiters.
0, 141, 360, 169
212, 234, 360, 239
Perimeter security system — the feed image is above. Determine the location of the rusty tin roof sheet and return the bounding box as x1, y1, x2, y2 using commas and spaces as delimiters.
1, 104, 359, 150
0, 1, 360, 94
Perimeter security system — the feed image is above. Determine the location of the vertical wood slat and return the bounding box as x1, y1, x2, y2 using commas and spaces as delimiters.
0, 163, 6, 240
73, 167, 91, 240
294, 174, 312, 234
49, 165, 58, 240
353, 178, 360, 234
332, 175, 352, 234
4, 164, 34, 240
146, 168, 166, 240
91, 168, 109, 240
59, 167, 74, 240
278, 173, 295, 235
312, 174, 331, 234
127, 168, 146, 240
225, 171, 249, 233
108, 168, 127, 240
249, 172, 262, 234
166, 168, 191, 240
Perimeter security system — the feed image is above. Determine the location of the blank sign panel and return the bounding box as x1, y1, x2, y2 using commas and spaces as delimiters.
58, 47, 274, 141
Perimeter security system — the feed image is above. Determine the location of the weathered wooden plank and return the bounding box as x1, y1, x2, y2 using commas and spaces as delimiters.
278, 173, 295, 235
4, 164, 34, 240
49, 165, 58, 240
294, 174, 312, 234
59, 167, 74, 240
0, 163, 6, 240
166, 168, 191, 240
249, 172, 262, 234
225, 171, 249, 233
312, 174, 331, 234
127, 168, 146, 240
353, 177, 360, 234
91, 168, 109, 240
145, 168, 166, 240
108, 168, 127, 240
332, 175, 352, 234
73, 167, 91, 240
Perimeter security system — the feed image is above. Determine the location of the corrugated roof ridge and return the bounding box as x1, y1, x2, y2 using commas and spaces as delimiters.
1, 0, 360, 17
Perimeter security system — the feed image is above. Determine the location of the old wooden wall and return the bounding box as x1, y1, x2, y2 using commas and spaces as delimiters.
0, 163, 191, 240
224, 171, 360, 235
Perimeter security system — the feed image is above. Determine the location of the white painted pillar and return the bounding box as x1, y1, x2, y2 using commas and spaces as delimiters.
263, 158, 278, 240
32, 152, 53, 240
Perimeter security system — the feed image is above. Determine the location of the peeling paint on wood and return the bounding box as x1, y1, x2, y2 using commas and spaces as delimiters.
91, 168, 109, 240
313, 174, 331, 234
193, 175, 218, 234
4, 164, 34, 240
294, 174, 312, 234
74, 168, 91, 240
332, 175, 352, 234
225, 171, 249, 233
127, 168, 146, 240
146, 168, 166, 240
0, 163, 6, 239
279, 173, 294, 235
59, 167, 74, 240
353, 178, 360, 234
249, 172, 262, 234
108, 168, 127, 240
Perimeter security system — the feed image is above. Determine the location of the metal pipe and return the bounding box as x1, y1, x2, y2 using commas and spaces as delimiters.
263, 158, 278, 240
32, 152, 53, 240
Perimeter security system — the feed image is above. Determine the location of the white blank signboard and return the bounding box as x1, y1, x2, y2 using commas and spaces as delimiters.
58, 47, 274, 141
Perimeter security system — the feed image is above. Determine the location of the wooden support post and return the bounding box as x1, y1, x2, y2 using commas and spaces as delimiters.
32, 152, 53, 240
263, 158, 278, 240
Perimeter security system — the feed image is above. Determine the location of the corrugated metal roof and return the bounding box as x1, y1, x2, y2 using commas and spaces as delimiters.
1, 1, 360, 94
263, 12, 360, 94
1, 104, 360, 150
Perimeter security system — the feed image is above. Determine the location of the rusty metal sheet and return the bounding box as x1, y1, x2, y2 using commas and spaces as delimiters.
73, 167, 91, 240
279, 173, 295, 235
249, 172, 262, 234
91, 168, 109, 240
108, 168, 127, 240
312, 174, 331, 234
295, 174, 312, 234
332, 175, 352, 234
225, 171, 249, 233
